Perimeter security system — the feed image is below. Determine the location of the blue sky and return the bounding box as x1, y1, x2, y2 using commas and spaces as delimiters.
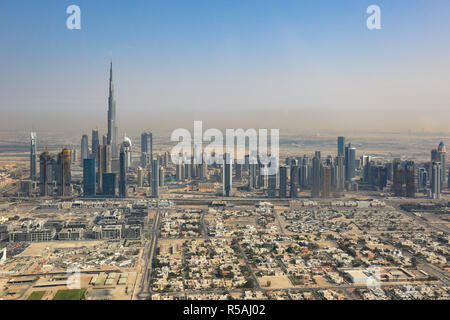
1, 0, 449, 133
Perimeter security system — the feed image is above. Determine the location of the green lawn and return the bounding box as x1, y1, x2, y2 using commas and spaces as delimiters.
27, 291, 46, 300
52, 289, 87, 300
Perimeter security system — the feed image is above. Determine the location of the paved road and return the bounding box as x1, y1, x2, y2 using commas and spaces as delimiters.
236, 243, 262, 291
200, 210, 209, 239
273, 210, 286, 236
135, 208, 161, 300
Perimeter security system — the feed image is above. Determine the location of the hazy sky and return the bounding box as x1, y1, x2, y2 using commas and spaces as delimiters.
1, 0, 450, 135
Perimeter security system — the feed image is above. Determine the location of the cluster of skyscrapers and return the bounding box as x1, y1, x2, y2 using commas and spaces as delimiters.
29, 61, 161, 199
27, 61, 447, 201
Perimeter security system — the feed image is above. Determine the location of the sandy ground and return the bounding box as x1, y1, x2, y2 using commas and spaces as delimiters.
20, 241, 105, 257
258, 275, 294, 289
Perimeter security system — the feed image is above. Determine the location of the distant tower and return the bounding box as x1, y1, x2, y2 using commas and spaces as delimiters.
392, 159, 404, 197
405, 161, 416, 198
290, 161, 298, 198
248, 163, 257, 190
335, 155, 345, 192
222, 153, 232, 197
39, 151, 53, 196
97, 145, 111, 194
107, 60, 119, 158
91, 129, 99, 161
102, 173, 116, 197
418, 167, 428, 190
337, 136, 345, 156
176, 163, 183, 181
152, 158, 160, 198
235, 163, 242, 181
431, 162, 441, 199
268, 171, 277, 198
81, 134, 89, 161
137, 166, 143, 188
141, 132, 153, 167
56, 148, 71, 196
311, 155, 321, 198
437, 142, 446, 185
322, 165, 331, 198
30, 132, 37, 181
119, 146, 127, 198
345, 145, 356, 181
279, 166, 288, 198
122, 135, 132, 170
83, 158, 96, 196
159, 166, 165, 187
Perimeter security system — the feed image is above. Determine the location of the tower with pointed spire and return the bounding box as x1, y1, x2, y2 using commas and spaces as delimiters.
107, 59, 118, 158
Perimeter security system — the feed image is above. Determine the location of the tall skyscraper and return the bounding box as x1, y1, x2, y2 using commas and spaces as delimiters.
405, 161, 416, 198
335, 155, 345, 192
268, 172, 277, 198
199, 160, 208, 180
259, 164, 269, 189
137, 166, 144, 187
235, 163, 242, 180
141, 132, 153, 167
337, 136, 345, 156
83, 158, 96, 196
431, 162, 441, 199
119, 146, 127, 198
56, 148, 71, 196
107, 60, 118, 157
418, 167, 428, 190
311, 155, 321, 198
248, 163, 257, 190
91, 129, 99, 161
97, 145, 111, 194
39, 150, 53, 196
279, 166, 288, 198
223, 153, 232, 197
81, 134, 89, 161
152, 158, 160, 198
176, 163, 183, 181
122, 136, 132, 170
102, 173, 116, 197
393, 159, 404, 197
30, 132, 37, 181
290, 162, 298, 198
322, 165, 331, 198
437, 142, 446, 185
346, 146, 356, 181
159, 166, 165, 187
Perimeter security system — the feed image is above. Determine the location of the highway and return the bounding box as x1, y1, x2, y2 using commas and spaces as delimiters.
135, 207, 161, 300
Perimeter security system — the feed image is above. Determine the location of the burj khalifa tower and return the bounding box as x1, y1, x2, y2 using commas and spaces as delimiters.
107, 60, 118, 159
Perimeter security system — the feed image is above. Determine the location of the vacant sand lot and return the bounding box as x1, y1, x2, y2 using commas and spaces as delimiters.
258, 276, 294, 289
20, 241, 105, 256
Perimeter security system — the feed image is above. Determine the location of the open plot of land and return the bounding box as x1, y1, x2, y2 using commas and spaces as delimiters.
53, 289, 87, 300
20, 241, 105, 256
258, 276, 294, 289
27, 291, 46, 300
